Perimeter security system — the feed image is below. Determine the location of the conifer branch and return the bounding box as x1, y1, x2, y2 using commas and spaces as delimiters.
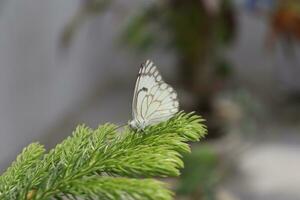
65, 177, 172, 200
0, 112, 206, 200
0, 143, 45, 199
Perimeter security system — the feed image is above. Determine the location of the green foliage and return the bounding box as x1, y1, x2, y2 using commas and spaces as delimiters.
0, 112, 206, 200
66, 177, 171, 200
121, 5, 161, 52
0, 143, 45, 199
176, 146, 219, 200
121, 1, 235, 61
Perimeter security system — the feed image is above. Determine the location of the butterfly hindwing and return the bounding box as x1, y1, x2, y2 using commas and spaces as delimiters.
132, 60, 179, 128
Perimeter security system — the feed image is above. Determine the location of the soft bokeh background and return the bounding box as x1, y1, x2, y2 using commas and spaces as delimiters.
1, 0, 300, 199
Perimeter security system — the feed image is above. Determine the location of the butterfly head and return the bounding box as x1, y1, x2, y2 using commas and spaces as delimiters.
128, 119, 146, 131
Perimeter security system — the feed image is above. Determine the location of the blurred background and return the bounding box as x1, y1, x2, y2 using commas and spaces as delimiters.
0, 0, 300, 199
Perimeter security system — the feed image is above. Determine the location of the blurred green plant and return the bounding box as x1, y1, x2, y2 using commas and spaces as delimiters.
0, 112, 206, 200
62, 1, 235, 103
122, 0, 236, 138
123, 1, 235, 57
60, 0, 235, 138
176, 146, 219, 200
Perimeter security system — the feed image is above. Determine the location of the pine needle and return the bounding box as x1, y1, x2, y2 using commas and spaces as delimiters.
0, 112, 207, 200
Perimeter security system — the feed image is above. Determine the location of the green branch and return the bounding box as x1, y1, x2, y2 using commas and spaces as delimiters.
0, 112, 206, 200
66, 177, 172, 200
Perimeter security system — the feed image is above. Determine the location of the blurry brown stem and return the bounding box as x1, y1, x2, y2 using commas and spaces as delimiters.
61, 7, 89, 47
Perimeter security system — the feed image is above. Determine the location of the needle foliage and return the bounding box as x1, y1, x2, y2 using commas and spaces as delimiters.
0, 112, 206, 200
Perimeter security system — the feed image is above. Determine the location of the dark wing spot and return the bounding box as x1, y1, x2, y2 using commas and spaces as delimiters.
142, 87, 148, 92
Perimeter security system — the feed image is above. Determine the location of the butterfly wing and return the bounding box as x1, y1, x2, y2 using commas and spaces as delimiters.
132, 60, 179, 128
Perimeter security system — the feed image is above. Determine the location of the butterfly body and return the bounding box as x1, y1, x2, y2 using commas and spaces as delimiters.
128, 119, 147, 131
128, 60, 179, 130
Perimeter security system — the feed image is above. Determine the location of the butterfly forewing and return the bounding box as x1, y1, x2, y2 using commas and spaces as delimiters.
132, 60, 179, 128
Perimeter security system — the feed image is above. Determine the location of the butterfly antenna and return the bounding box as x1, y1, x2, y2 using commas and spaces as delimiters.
104, 123, 127, 137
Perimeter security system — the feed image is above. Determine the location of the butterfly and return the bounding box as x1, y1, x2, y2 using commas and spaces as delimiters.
128, 60, 179, 130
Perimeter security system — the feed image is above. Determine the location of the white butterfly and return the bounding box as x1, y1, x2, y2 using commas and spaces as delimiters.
128, 60, 179, 130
